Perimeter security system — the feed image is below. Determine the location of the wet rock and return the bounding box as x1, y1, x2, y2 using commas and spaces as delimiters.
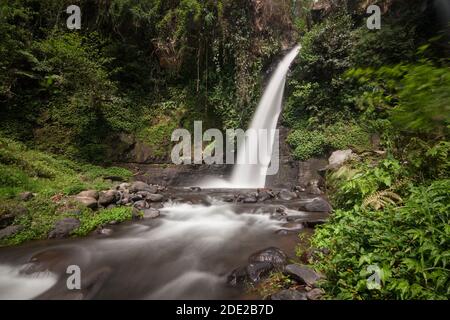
98, 190, 117, 206
189, 187, 202, 192
77, 190, 99, 200
246, 262, 274, 283
243, 197, 257, 204
276, 206, 287, 214
119, 183, 130, 190
227, 266, 248, 287
303, 219, 327, 228
278, 189, 297, 201
294, 186, 306, 192
130, 181, 158, 194
284, 264, 322, 287
303, 197, 332, 213
147, 194, 164, 202
0, 225, 22, 239
142, 208, 160, 219
132, 207, 143, 219
305, 179, 323, 195
48, 218, 80, 239
130, 194, 143, 202
271, 289, 307, 300
327, 149, 353, 170
257, 189, 274, 201
19, 192, 34, 201
133, 200, 148, 210
306, 288, 324, 300
248, 247, 287, 268
74, 196, 98, 209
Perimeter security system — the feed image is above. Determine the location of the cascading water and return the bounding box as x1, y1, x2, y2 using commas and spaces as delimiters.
203, 45, 300, 189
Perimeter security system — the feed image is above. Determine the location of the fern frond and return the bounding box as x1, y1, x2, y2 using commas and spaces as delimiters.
362, 190, 403, 211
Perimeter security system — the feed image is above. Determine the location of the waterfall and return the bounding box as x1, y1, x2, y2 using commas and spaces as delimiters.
203, 45, 300, 188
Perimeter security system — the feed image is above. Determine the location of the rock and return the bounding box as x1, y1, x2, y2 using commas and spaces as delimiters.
189, 187, 202, 192
133, 200, 148, 210
0, 225, 22, 239
226, 267, 248, 287
246, 262, 274, 283
19, 192, 34, 201
222, 195, 235, 202
303, 220, 327, 228
48, 218, 80, 239
77, 190, 99, 200
147, 194, 164, 202
303, 197, 332, 213
74, 196, 98, 209
142, 208, 160, 219
278, 189, 297, 201
98, 190, 117, 206
306, 179, 323, 195
130, 181, 158, 193
257, 189, 274, 201
248, 247, 287, 268
132, 207, 143, 219
294, 186, 306, 192
243, 197, 257, 204
0, 204, 27, 228
271, 289, 307, 300
306, 288, 324, 300
130, 194, 143, 202
327, 149, 353, 170
284, 264, 322, 287
106, 204, 116, 210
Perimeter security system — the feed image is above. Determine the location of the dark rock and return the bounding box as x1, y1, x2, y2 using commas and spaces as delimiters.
0, 225, 22, 239
19, 192, 34, 201
246, 262, 274, 283
303, 220, 327, 228
294, 186, 306, 192
271, 289, 307, 300
98, 190, 117, 206
276, 206, 287, 214
226, 266, 248, 287
305, 179, 323, 195
278, 189, 297, 201
147, 193, 164, 202
284, 264, 322, 286
303, 197, 332, 213
306, 288, 324, 300
189, 187, 202, 192
48, 218, 80, 239
248, 247, 287, 268
142, 208, 160, 219
130, 194, 143, 202
77, 190, 99, 200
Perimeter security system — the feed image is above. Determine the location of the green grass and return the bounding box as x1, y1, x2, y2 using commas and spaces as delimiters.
0, 134, 134, 246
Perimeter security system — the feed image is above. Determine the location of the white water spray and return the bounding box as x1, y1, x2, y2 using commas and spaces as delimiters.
203, 45, 300, 188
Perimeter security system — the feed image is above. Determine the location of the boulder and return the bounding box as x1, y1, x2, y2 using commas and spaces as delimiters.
226, 267, 248, 287
0, 225, 22, 239
248, 247, 287, 268
19, 192, 34, 201
284, 264, 322, 287
77, 190, 99, 200
189, 187, 202, 192
118, 183, 130, 190
303, 197, 332, 213
257, 189, 274, 201
130, 181, 158, 194
305, 179, 323, 195
271, 289, 307, 300
142, 208, 160, 219
98, 190, 117, 206
74, 196, 98, 209
278, 189, 297, 201
147, 194, 164, 202
48, 218, 80, 239
246, 262, 274, 283
327, 149, 353, 170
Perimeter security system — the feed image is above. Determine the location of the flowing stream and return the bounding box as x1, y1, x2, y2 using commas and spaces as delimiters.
0, 47, 315, 300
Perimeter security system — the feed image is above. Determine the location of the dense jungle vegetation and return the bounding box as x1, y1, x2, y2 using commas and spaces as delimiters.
0, 0, 449, 299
